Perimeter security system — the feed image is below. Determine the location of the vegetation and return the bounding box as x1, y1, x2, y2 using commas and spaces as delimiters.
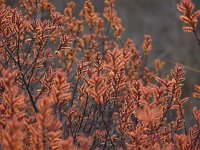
0, 0, 199, 149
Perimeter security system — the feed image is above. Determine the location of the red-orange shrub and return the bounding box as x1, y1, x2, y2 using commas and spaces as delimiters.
0, 0, 199, 149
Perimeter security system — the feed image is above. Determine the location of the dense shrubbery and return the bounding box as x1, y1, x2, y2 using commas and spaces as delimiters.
0, 0, 199, 149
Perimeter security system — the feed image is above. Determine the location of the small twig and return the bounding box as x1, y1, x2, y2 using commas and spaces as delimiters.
163, 58, 200, 73
69, 79, 79, 107
5, 45, 38, 112
99, 105, 116, 150
161, 86, 175, 122
193, 29, 200, 46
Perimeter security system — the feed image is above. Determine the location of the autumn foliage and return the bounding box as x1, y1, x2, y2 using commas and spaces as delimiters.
0, 0, 199, 149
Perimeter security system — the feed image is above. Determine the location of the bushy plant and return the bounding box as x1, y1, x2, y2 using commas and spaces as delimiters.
0, 0, 199, 149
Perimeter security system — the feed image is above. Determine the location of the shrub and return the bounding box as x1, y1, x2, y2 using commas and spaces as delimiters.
0, 0, 199, 149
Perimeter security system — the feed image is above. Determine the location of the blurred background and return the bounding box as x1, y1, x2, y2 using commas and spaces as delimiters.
5, 0, 200, 127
